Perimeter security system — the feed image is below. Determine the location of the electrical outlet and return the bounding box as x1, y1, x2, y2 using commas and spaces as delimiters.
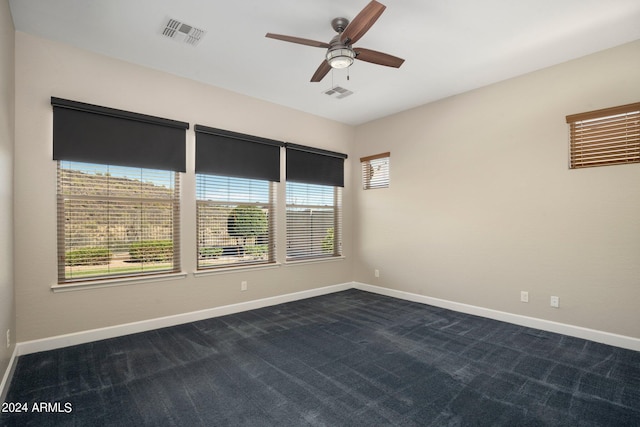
374, 269, 380, 278
241, 281, 248, 291
6, 329, 10, 348
550, 296, 559, 308
520, 291, 529, 303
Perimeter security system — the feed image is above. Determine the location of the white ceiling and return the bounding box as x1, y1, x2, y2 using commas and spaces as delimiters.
9, 0, 640, 125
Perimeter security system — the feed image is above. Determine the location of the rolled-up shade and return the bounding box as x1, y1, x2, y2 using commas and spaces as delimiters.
286, 143, 348, 187
195, 125, 284, 182
52, 97, 188, 172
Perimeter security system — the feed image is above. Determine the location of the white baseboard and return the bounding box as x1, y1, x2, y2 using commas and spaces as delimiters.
15, 282, 352, 357
352, 282, 640, 352
0, 346, 19, 403
4, 281, 638, 399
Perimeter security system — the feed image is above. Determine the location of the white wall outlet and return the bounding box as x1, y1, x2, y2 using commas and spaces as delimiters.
374, 269, 380, 278
241, 281, 248, 291
550, 296, 559, 308
6, 329, 10, 348
520, 291, 529, 303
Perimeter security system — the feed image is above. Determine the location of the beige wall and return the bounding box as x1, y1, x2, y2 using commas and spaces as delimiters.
0, 0, 15, 377
13, 31, 354, 342
354, 40, 640, 338
10, 25, 640, 344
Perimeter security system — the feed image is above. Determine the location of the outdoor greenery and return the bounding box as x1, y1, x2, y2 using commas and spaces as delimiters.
227, 205, 268, 248
322, 227, 335, 254
129, 240, 173, 262
245, 244, 268, 257
65, 247, 112, 266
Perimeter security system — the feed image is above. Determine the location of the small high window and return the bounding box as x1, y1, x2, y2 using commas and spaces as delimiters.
566, 103, 640, 169
361, 152, 390, 189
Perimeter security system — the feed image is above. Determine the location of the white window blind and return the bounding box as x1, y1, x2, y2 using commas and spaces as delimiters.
566, 102, 640, 169
196, 174, 276, 269
58, 161, 180, 283
361, 152, 390, 189
286, 182, 342, 260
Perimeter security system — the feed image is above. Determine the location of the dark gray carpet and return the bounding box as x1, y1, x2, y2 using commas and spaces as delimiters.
2, 289, 639, 426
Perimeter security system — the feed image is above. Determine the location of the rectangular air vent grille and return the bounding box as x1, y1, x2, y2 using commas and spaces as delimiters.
162, 18, 206, 46
324, 86, 354, 99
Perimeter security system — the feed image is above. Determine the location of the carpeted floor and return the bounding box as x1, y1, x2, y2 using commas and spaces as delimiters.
2, 289, 639, 426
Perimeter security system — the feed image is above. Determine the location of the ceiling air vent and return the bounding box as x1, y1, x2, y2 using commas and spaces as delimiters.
162, 18, 206, 46
324, 86, 354, 99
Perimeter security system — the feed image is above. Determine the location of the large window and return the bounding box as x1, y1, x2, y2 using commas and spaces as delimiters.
285, 143, 347, 261
58, 162, 180, 281
196, 175, 276, 268
52, 97, 188, 285
195, 125, 283, 270
286, 182, 341, 259
566, 102, 640, 169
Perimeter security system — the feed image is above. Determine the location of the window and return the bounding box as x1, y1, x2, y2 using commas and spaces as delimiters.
58, 162, 180, 281
196, 175, 276, 268
195, 125, 283, 270
52, 97, 188, 284
286, 182, 342, 259
361, 152, 390, 189
566, 102, 640, 169
285, 143, 347, 261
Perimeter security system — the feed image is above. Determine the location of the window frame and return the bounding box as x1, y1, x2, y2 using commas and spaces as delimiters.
52, 98, 188, 288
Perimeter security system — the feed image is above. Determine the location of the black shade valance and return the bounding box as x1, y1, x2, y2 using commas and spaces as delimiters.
195, 125, 284, 182
286, 143, 348, 187
52, 97, 189, 172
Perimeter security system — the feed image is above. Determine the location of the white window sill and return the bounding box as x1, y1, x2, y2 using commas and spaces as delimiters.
51, 271, 188, 293
193, 262, 281, 277
284, 256, 346, 267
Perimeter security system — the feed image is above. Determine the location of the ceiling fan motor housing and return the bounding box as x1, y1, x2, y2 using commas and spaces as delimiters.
326, 33, 356, 69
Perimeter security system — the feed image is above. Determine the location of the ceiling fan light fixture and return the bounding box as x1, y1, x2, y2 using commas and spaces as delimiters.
326, 47, 355, 69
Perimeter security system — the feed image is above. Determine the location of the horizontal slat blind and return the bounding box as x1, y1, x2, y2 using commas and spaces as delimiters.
58, 161, 180, 283
567, 103, 640, 169
286, 182, 341, 260
361, 152, 390, 189
196, 175, 276, 269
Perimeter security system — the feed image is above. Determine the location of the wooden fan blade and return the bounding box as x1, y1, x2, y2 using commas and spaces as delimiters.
265, 33, 330, 49
355, 47, 404, 68
340, 0, 386, 45
311, 60, 332, 82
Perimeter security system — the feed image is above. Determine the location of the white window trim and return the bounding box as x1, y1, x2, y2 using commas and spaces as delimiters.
51, 271, 188, 293
284, 256, 346, 267
192, 262, 282, 278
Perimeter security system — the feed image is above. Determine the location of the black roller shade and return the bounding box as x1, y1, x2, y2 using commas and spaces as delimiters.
52, 97, 189, 172
195, 125, 284, 182
286, 143, 348, 187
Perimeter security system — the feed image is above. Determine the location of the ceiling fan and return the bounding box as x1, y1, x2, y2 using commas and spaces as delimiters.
265, 0, 405, 82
